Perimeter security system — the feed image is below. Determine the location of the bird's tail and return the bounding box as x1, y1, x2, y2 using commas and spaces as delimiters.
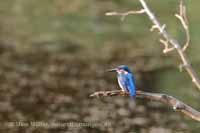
129, 87, 136, 98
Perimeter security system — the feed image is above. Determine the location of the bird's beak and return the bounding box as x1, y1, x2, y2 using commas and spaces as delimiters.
107, 68, 117, 72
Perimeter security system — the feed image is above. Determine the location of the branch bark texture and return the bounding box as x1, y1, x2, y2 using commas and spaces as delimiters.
90, 90, 200, 122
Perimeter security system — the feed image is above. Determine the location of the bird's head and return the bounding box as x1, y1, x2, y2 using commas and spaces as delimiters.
108, 65, 132, 74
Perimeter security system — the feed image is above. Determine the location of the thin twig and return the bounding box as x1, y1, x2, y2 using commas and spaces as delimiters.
175, 0, 190, 51
159, 39, 175, 53
106, 9, 145, 21
90, 90, 200, 121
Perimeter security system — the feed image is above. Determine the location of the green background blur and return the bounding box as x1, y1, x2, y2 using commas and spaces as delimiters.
0, 0, 200, 132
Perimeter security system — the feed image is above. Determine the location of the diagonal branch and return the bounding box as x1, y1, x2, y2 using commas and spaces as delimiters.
90, 90, 200, 122
138, 0, 200, 90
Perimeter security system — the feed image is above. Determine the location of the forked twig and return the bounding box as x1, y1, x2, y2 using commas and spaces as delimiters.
159, 39, 175, 53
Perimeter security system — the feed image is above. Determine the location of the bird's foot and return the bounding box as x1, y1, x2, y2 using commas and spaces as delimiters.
120, 90, 128, 96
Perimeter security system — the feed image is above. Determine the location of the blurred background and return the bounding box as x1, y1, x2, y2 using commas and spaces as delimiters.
0, 0, 200, 132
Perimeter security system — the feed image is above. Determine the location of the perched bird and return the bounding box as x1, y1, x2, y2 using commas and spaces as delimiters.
108, 65, 136, 97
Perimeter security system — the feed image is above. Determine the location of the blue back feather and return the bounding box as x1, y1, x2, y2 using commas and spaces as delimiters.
118, 73, 136, 97
126, 74, 136, 97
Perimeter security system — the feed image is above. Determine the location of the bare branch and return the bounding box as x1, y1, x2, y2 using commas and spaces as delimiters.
106, 9, 145, 21
137, 0, 200, 90
106, 2, 198, 88
90, 90, 200, 122
175, 0, 190, 51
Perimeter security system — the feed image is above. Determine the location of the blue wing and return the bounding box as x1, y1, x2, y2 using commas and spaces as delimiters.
126, 73, 136, 97
118, 73, 136, 97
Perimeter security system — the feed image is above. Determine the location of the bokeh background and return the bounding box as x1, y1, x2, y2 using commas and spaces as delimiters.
0, 0, 200, 132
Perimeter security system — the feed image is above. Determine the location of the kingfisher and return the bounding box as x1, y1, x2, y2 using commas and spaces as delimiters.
108, 65, 136, 97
